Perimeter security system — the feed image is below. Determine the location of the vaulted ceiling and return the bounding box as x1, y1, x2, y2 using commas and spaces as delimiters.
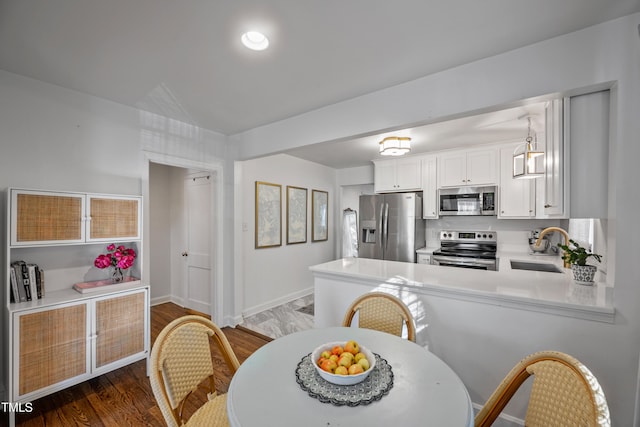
1, 1, 638, 167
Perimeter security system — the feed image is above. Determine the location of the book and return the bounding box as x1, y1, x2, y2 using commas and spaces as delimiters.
36, 267, 44, 298
10, 265, 23, 302
12, 262, 31, 302
73, 276, 141, 294
27, 264, 38, 300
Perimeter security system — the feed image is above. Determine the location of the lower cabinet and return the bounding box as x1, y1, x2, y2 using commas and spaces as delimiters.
17, 303, 88, 396
94, 291, 146, 370
11, 287, 148, 401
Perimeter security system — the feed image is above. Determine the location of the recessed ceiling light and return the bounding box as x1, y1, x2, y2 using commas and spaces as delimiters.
241, 31, 269, 51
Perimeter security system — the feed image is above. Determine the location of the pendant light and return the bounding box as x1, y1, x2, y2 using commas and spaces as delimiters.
379, 136, 411, 156
513, 116, 544, 179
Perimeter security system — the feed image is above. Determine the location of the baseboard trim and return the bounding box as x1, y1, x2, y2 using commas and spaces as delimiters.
242, 287, 313, 318
150, 295, 173, 306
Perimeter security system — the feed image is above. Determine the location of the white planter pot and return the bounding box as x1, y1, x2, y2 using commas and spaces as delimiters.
571, 264, 597, 285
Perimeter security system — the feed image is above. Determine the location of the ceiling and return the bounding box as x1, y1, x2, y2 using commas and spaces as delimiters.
1, 1, 638, 168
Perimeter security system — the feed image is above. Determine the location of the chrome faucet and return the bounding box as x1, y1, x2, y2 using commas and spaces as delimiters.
535, 227, 571, 268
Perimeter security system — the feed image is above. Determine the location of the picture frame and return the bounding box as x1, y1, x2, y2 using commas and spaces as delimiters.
311, 189, 328, 242
255, 181, 282, 248
286, 186, 307, 244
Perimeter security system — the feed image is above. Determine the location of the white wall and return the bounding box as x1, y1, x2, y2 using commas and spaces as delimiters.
237, 154, 336, 316
0, 70, 236, 398
232, 14, 640, 425
149, 162, 172, 300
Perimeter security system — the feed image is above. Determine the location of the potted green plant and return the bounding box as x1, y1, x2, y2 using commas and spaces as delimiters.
557, 239, 602, 285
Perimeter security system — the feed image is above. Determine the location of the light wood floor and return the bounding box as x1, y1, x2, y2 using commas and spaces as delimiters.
8, 302, 272, 427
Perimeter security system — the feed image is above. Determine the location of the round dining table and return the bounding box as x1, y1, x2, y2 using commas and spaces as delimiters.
226, 326, 473, 427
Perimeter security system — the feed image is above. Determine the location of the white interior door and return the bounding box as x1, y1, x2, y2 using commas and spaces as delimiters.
183, 174, 212, 315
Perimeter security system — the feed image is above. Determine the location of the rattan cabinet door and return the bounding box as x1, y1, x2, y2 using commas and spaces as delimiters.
94, 290, 146, 369
11, 190, 86, 245
17, 303, 88, 397
87, 195, 141, 241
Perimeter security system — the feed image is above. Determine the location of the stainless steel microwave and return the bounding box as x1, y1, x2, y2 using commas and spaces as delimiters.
438, 186, 496, 216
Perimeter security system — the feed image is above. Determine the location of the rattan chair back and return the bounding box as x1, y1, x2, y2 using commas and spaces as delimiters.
342, 292, 416, 342
150, 315, 240, 427
475, 350, 610, 427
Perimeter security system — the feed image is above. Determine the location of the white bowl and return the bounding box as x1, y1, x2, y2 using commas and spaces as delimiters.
311, 341, 376, 385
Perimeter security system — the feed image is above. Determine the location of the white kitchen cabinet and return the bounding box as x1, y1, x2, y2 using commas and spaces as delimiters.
10, 189, 141, 246
417, 253, 431, 265
10, 288, 148, 402
498, 143, 535, 218
422, 156, 438, 218
536, 99, 570, 218
439, 148, 497, 187
373, 157, 422, 193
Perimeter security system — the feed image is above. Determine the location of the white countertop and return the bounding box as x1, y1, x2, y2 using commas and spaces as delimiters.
310, 253, 614, 323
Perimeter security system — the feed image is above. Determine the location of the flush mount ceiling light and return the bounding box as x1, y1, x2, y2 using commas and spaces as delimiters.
241, 31, 269, 51
513, 116, 544, 179
379, 136, 411, 156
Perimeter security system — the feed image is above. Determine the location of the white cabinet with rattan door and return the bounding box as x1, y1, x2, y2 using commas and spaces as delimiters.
4, 187, 147, 417
93, 289, 147, 374
86, 194, 141, 242
10, 189, 141, 246
14, 301, 90, 399
11, 288, 148, 402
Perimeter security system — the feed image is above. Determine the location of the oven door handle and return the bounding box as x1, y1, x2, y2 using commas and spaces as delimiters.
432, 255, 497, 268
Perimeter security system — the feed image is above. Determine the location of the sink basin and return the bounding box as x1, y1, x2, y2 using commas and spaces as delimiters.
510, 260, 564, 273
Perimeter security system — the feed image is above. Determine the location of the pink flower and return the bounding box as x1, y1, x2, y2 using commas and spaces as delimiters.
94, 254, 112, 269
117, 255, 135, 269
94, 243, 137, 270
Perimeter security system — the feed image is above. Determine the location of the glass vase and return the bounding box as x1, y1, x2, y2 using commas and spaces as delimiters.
111, 267, 124, 283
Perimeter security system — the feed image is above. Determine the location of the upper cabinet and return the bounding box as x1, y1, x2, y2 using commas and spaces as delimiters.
438, 148, 497, 187
422, 156, 438, 219
373, 157, 422, 193
10, 189, 141, 246
536, 99, 569, 218
86, 195, 141, 242
498, 143, 535, 218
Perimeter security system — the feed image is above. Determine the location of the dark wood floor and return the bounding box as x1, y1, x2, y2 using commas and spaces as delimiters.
6, 302, 272, 427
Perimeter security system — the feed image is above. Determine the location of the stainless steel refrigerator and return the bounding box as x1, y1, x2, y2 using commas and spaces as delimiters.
358, 192, 425, 262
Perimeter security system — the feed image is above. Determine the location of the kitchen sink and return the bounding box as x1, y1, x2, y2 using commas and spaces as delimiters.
510, 260, 564, 273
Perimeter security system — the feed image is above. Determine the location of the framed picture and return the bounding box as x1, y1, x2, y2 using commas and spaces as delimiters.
286, 186, 307, 244
311, 189, 328, 242
255, 181, 282, 248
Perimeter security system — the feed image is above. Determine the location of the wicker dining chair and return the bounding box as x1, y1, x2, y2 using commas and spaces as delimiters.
150, 315, 240, 427
342, 292, 416, 342
475, 350, 610, 427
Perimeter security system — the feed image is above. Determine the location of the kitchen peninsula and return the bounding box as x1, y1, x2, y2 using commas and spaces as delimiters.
311, 256, 616, 419
312, 256, 614, 330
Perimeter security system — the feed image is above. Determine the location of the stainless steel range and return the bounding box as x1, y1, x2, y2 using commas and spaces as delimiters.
431, 230, 498, 270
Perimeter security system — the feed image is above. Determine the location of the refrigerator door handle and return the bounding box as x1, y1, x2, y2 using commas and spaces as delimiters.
383, 202, 389, 252
378, 203, 384, 250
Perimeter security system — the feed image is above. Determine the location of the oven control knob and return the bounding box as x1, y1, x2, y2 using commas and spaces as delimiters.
489, 234, 493, 238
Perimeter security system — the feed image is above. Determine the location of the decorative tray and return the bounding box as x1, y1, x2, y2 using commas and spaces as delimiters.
295, 352, 394, 406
